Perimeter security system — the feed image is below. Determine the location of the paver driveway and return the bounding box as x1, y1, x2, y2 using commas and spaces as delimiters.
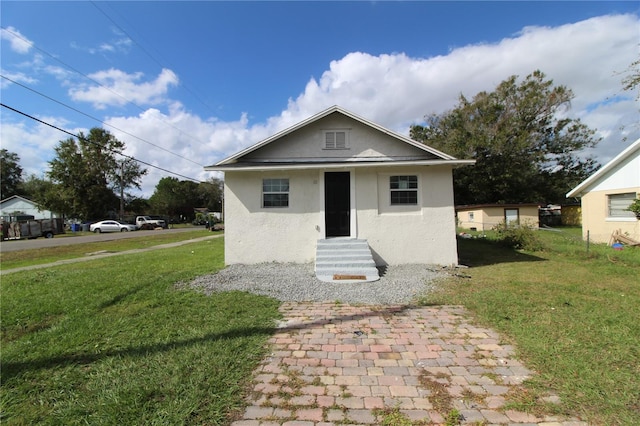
232, 303, 587, 426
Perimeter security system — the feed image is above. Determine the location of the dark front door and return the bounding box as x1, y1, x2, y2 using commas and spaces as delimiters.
325, 172, 350, 237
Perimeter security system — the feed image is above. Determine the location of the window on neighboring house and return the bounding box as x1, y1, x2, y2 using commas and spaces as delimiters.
504, 208, 519, 225
324, 130, 348, 149
390, 175, 418, 205
608, 192, 635, 218
468, 212, 475, 222
262, 178, 289, 208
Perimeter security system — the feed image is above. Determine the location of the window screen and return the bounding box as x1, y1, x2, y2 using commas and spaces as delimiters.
263, 178, 289, 208
608, 193, 635, 218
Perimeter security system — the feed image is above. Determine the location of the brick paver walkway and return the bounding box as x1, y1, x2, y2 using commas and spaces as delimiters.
232, 302, 588, 426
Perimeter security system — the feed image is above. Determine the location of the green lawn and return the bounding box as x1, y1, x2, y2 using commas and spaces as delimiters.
1, 237, 281, 425
2, 227, 638, 425
0, 229, 215, 270
420, 227, 640, 425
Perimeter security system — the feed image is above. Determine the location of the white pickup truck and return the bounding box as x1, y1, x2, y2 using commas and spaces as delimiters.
135, 216, 166, 230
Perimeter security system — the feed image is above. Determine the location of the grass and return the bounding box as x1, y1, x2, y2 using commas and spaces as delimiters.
3, 226, 639, 424
1, 236, 281, 425
419, 227, 640, 425
0, 229, 214, 270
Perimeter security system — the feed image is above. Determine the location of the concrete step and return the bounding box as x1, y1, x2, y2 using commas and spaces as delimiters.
316, 259, 377, 269
315, 238, 379, 283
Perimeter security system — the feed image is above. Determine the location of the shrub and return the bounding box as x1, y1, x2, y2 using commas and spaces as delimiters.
492, 220, 544, 251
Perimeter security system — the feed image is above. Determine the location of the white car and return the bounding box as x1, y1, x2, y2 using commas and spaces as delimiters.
90, 220, 138, 233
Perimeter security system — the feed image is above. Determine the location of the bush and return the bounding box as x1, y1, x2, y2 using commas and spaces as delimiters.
492, 220, 544, 251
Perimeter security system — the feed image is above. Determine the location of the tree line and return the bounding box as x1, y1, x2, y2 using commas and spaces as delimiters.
1, 128, 222, 223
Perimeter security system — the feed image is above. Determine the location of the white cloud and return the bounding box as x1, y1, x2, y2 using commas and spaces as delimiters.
0, 26, 32, 54
2, 14, 638, 199
286, 14, 638, 135
115, 13, 640, 196
0, 70, 37, 89
69, 68, 179, 109
104, 104, 270, 195
0, 116, 83, 179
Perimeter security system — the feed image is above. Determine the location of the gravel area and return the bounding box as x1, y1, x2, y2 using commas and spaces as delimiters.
186, 263, 447, 305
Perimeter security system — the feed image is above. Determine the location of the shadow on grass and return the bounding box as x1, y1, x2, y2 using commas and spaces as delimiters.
97, 282, 155, 310
2, 304, 426, 383
1, 325, 275, 382
456, 236, 546, 267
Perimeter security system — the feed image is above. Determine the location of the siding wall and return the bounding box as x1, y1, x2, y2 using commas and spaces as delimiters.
580, 188, 640, 243
457, 206, 539, 232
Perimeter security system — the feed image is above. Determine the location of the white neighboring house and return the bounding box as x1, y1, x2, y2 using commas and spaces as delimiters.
0, 195, 60, 220
205, 106, 473, 268
567, 138, 640, 244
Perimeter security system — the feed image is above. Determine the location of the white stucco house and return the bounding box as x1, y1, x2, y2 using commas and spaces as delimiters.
567, 138, 640, 244
205, 106, 473, 278
0, 195, 59, 220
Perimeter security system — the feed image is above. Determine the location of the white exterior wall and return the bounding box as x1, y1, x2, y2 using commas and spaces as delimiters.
588, 152, 640, 192
223, 165, 459, 267
224, 169, 322, 264
243, 113, 435, 162
354, 165, 458, 266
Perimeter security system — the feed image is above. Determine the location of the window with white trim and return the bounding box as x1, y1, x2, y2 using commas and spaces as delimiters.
262, 178, 289, 208
324, 130, 348, 149
390, 175, 418, 205
608, 192, 635, 218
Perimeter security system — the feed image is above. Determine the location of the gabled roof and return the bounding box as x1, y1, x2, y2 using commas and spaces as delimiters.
0, 195, 36, 205
566, 138, 640, 198
206, 105, 473, 171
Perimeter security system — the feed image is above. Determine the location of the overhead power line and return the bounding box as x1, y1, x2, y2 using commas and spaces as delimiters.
1, 102, 202, 183
1, 26, 212, 150
91, 1, 219, 116
1, 74, 205, 167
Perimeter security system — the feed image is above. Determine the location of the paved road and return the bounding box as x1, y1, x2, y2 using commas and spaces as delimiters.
1, 233, 223, 276
0, 227, 208, 252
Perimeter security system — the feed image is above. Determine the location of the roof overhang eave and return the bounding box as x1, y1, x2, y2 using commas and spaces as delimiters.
205, 159, 475, 172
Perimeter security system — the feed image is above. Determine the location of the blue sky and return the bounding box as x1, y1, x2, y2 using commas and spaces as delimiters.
1, 1, 638, 197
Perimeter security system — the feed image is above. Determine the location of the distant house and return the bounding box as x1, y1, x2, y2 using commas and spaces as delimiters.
567, 138, 640, 244
0, 195, 59, 220
206, 106, 473, 272
456, 203, 540, 232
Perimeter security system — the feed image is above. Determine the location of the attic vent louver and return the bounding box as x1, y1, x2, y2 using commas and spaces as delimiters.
325, 131, 347, 149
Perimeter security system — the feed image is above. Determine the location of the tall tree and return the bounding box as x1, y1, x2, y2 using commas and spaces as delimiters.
411, 70, 600, 205
47, 128, 146, 220
198, 177, 224, 212
114, 158, 148, 219
149, 177, 204, 221
1, 149, 23, 199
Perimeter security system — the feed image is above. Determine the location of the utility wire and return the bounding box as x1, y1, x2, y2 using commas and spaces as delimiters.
1, 26, 212, 149
1, 74, 205, 167
1, 102, 202, 182
91, 1, 217, 116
